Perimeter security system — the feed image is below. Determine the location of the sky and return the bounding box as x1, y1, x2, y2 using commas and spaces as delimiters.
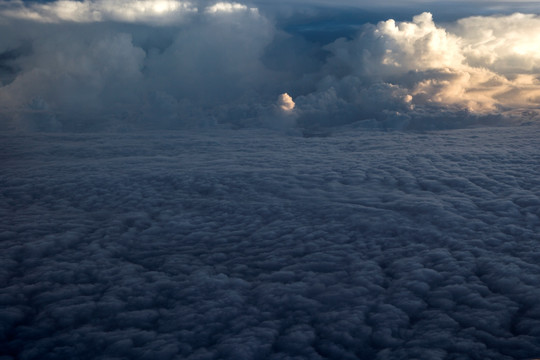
1, 0, 540, 131
2, 2, 540, 359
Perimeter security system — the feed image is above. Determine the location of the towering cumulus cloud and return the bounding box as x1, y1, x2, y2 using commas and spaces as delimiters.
0, 1, 540, 131
297, 12, 540, 129
0, 0, 276, 131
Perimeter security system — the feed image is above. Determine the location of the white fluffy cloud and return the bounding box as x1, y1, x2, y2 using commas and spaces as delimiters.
374, 12, 464, 72
456, 13, 540, 72
294, 12, 540, 129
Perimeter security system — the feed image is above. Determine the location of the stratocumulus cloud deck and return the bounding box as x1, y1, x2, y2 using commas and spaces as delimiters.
1, 125, 539, 359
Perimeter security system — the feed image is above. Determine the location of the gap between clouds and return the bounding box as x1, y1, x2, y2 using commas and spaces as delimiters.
1, 0, 540, 131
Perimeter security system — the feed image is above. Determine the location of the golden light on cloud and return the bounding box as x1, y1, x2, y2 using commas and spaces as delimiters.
457, 13, 540, 72
278, 93, 295, 112
362, 12, 540, 113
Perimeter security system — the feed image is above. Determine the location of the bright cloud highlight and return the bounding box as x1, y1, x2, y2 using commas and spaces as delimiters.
457, 13, 540, 72
205, 2, 254, 14
0, 0, 196, 24
278, 93, 295, 112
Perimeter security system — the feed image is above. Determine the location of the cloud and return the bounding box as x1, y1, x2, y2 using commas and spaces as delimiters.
0, 30, 146, 131
456, 13, 540, 73
277, 93, 295, 112
1, 2, 540, 131
294, 12, 540, 129
372, 12, 464, 71
0, 0, 197, 24
205, 2, 256, 14
0, 0, 283, 131
1, 126, 540, 358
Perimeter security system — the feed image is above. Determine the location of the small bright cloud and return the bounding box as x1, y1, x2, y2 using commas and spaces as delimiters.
278, 93, 295, 112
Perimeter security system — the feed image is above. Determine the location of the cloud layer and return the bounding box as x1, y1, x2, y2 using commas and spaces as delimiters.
1, 1, 540, 131
2, 125, 540, 358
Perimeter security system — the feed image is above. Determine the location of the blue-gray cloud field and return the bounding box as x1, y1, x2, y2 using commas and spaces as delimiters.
2, 126, 540, 359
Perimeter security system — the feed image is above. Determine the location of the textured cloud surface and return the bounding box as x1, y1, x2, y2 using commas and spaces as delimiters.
1, 1, 540, 131
2, 125, 540, 359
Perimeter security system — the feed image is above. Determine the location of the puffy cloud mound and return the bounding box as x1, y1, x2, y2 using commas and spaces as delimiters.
372, 12, 464, 72
1, 2, 540, 131
278, 93, 295, 112
296, 12, 540, 129
457, 13, 540, 73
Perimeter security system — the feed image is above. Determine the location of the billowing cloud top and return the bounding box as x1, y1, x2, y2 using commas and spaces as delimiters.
1, 0, 540, 131
278, 93, 295, 112
0, 0, 197, 24
298, 11, 540, 128
457, 13, 540, 72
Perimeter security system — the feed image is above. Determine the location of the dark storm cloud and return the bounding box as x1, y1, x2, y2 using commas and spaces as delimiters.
1, 126, 540, 359
0, 0, 290, 131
